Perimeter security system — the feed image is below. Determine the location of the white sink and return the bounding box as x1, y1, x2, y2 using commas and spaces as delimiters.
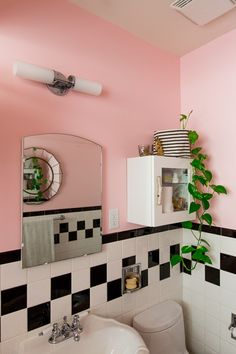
16, 314, 149, 354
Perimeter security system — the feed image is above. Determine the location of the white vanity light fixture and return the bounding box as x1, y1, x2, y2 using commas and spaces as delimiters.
13, 60, 102, 96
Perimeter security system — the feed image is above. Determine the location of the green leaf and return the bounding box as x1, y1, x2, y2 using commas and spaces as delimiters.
182, 245, 196, 254
188, 130, 199, 144
201, 255, 212, 265
210, 184, 227, 194
182, 221, 193, 229
192, 251, 212, 264
202, 198, 210, 210
191, 159, 205, 171
202, 213, 212, 225
201, 238, 211, 247
196, 245, 208, 253
191, 147, 202, 155
198, 153, 207, 162
188, 183, 203, 200
192, 175, 207, 186
180, 114, 187, 122
189, 202, 201, 214
170, 255, 182, 267
203, 170, 212, 182
202, 193, 213, 200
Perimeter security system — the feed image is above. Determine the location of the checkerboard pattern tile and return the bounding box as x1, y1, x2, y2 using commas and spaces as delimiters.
0, 227, 182, 342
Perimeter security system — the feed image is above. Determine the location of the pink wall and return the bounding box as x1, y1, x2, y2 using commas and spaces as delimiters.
0, 0, 180, 251
181, 29, 236, 229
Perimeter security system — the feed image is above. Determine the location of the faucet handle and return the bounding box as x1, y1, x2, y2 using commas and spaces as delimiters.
52, 323, 60, 333
72, 314, 83, 332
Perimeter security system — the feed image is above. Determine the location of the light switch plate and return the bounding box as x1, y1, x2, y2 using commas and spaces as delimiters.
109, 208, 119, 229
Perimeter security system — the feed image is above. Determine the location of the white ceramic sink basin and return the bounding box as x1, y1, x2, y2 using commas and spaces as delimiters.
17, 314, 149, 354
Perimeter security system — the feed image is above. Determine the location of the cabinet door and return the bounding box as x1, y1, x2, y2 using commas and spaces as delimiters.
153, 156, 195, 225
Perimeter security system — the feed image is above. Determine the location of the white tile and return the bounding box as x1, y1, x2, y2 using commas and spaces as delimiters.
220, 339, 236, 354
50, 259, 72, 277
191, 305, 205, 326
183, 273, 193, 290
160, 245, 170, 264
27, 278, 50, 307
90, 283, 107, 308
27, 263, 50, 282
191, 292, 204, 310
190, 277, 205, 296
122, 238, 136, 258
107, 298, 122, 318
72, 255, 90, 271
104, 241, 122, 262
220, 270, 236, 294
205, 282, 220, 302
148, 282, 160, 306
107, 260, 122, 282
205, 314, 220, 337
1, 261, 27, 290
51, 295, 71, 322
220, 288, 236, 308
122, 292, 137, 313
1, 309, 27, 341
90, 303, 108, 317
147, 233, 159, 251
136, 236, 148, 269
148, 266, 159, 284
90, 250, 107, 267
72, 268, 90, 293
135, 287, 150, 313
205, 298, 220, 320
220, 236, 236, 258
191, 262, 205, 281
192, 321, 204, 342
205, 331, 220, 353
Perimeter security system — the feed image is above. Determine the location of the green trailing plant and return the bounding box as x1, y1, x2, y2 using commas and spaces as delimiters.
170, 112, 227, 272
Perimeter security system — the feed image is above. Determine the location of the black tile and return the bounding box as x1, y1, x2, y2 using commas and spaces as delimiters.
136, 228, 152, 237
160, 262, 170, 281
221, 227, 236, 238
102, 233, 118, 244
191, 223, 221, 235
122, 256, 136, 267
170, 244, 180, 258
107, 279, 122, 301
93, 219, 101, 228
51, 273, 71, 300
205, 266, 220, 286
148, 249, 159, 268
54, 234, 60, 244
0, 249, 21, 264
168, 223, 182, 230
77, 221, 85, 230
28, 302, 50, 331
69, 231, 77, 241
1, 284, 27, 315
118, 230, 136, 241
141, 269, 148, 288
85, 229, 93, 238
181, 258, 192, 275
90, 264, 107, 287
220, 253, 236, 274
59, 223, 68, 233
72, 289, 90, 314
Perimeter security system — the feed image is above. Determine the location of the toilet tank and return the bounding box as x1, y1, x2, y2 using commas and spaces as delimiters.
133, 301, 188, 354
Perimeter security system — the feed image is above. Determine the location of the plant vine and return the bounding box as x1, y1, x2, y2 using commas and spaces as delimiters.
171, 114, 227, 271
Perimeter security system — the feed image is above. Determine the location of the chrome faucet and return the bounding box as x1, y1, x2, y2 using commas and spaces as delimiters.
48, 315, 83, 344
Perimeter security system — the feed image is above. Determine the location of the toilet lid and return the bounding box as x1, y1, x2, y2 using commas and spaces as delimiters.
133, 300, 182, 333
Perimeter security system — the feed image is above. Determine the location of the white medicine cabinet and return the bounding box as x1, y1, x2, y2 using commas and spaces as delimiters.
127, 155, 195, 227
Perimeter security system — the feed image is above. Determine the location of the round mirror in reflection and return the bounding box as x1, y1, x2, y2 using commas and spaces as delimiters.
23, 147, 62, 204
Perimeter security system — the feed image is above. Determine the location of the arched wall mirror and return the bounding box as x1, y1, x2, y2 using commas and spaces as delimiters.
22, 134, 102, 268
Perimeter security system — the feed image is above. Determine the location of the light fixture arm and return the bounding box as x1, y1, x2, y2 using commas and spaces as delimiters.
47, 71, 76, 96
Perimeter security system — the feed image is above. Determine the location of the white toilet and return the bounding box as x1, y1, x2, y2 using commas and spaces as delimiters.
133, 300, 189, 354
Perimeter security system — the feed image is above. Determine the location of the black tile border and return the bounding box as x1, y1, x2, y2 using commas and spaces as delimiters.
3, 223, 236, 265
23, 205, 102, 217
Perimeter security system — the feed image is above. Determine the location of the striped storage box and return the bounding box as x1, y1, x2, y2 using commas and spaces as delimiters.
153, 129, 191, 158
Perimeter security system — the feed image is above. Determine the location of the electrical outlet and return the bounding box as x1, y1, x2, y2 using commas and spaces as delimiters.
109, 208, 119, 229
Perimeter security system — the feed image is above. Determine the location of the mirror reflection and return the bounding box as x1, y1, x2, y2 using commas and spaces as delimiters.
22, 134, 102, 268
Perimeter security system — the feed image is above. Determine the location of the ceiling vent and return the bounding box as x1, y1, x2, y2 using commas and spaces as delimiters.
170, 0, 236, 26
